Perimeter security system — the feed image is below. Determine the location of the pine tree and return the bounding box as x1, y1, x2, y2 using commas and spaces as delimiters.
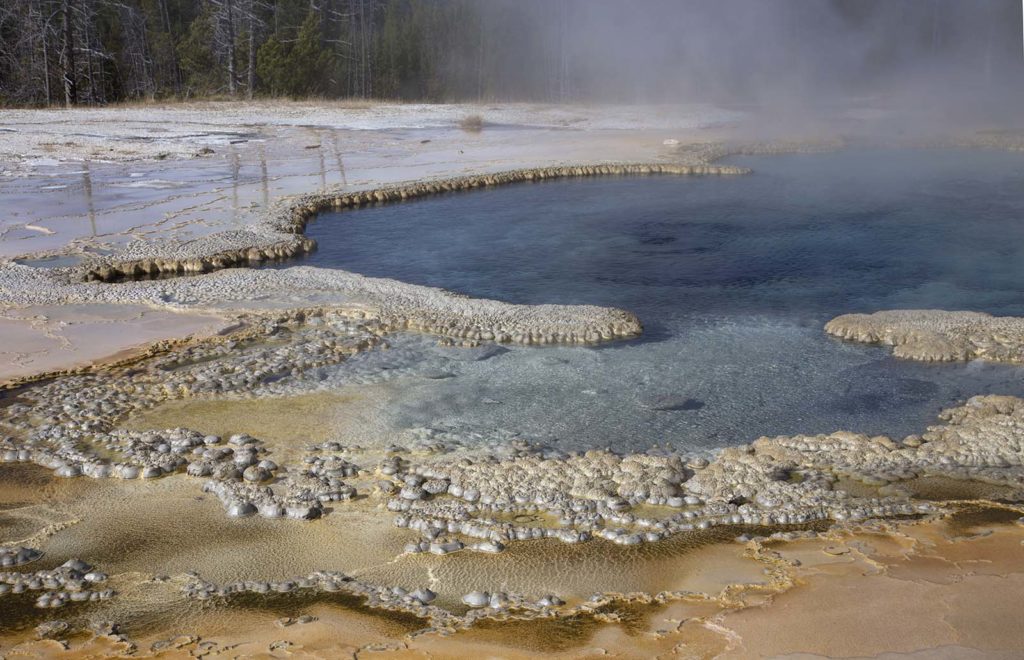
177, 4, 218, 95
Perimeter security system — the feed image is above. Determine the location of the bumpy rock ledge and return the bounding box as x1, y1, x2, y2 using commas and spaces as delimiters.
0, 265, 643, 351
4, 308, 1024, 625
825, 310, 1024, 364
75, 163, 748, 283
5, 306, 1023, 550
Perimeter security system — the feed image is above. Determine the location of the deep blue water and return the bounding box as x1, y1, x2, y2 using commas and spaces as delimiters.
292, 149, 1024, 321
273, 150, 1024, 451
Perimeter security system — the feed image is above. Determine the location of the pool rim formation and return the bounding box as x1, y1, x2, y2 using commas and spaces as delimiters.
3, 137, 1024, 649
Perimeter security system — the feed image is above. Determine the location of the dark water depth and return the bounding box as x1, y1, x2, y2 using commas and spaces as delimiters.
273, 149, 1024, 451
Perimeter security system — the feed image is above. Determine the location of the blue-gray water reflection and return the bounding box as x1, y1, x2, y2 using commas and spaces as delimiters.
282, 150, 1024, 451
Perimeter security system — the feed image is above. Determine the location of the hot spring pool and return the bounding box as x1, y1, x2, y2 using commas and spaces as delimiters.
273, 149, 1024, 452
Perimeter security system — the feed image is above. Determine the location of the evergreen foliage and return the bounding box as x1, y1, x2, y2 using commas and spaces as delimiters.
0, 0, 1019, 107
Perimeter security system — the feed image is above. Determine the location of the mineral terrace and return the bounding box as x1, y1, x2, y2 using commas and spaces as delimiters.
3, 106, 1024, 654
2, 301, 1024, 629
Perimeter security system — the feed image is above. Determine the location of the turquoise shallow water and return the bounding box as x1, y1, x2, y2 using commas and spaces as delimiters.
275, 149, 1024, 452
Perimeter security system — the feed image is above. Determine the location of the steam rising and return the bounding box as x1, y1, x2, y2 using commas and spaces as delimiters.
480, 0, 1022, 122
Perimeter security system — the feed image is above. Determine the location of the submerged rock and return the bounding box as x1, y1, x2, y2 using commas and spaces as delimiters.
639, 394, 705, 412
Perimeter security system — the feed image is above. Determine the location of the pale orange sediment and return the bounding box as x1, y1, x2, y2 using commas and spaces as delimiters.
0, 304, 235, 387
2, 512, 1022, 658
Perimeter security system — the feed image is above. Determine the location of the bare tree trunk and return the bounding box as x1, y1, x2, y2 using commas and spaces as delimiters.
119, 5, 151, 99
158, 0, 183, 96
39, 0, 52, 105
82, 3, 98, 103
367, 0, 373, 97
246, 1, 256, 99
60, 0, 77, 106
226, 0, 237, 96
359, 0, 369, 97
143, 14, 156, 97
347, 0, 355, 96
43, 34, 52, 105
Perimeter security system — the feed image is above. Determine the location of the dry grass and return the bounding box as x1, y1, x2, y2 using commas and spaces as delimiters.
459, 113, 484, 132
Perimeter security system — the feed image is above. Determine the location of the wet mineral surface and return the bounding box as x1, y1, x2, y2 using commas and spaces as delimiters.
3, 109, 1024, 655
0, 303, 1022, 655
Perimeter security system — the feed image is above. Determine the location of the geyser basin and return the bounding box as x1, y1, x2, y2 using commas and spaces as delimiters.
275, 149, 1024, 450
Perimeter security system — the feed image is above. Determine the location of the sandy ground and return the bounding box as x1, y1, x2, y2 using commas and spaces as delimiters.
0, 304, 233, 384
2, 508, 1021, 658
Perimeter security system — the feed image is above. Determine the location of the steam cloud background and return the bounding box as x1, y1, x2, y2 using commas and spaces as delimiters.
476, 0, 1022, 117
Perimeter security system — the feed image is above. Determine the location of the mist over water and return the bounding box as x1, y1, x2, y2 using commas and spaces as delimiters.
474, 0, 1023, 124
278, 149, 1024, 452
